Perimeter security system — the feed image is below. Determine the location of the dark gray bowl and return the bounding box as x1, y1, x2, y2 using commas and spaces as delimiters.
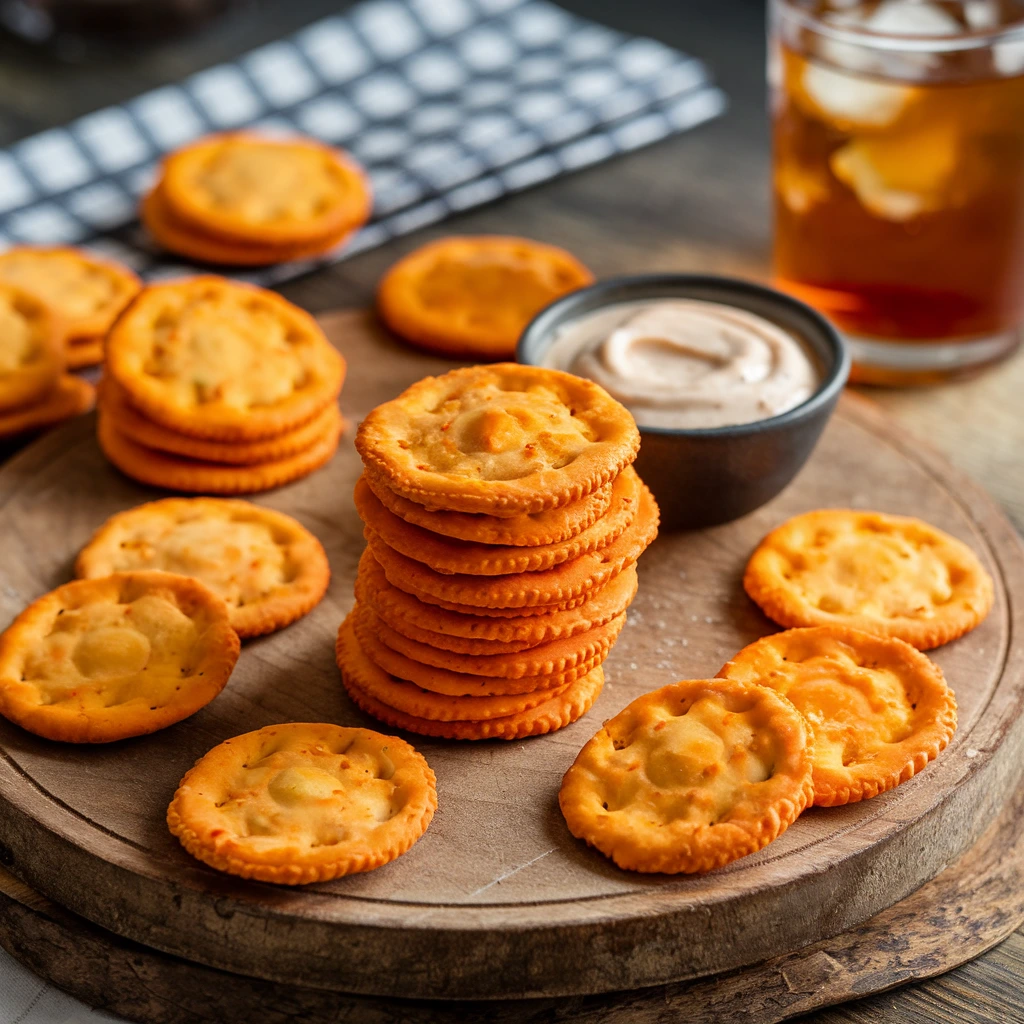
517, 274, 850, 530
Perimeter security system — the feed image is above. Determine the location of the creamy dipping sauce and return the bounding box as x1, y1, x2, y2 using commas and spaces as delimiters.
542, 299, 820, 429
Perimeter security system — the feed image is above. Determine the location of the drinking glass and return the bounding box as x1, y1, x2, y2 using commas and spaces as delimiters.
770, 0, 1024, 383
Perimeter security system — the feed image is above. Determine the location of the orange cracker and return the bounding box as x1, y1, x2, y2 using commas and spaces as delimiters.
363, 467, 614, 547
355, 363, 640, 516
0, 375, 94, 440
76, 497, 330, 639
357, 601, 625, 680
377, 235, 592, 360
0, 571, 240, 743
0, 284, 64, 413
341, 613, 567, 720
346, 612, 601, 697
0, 246, 140, 344
744, 509, 994, 650
167, 722, 436, 884
396, 583, 603, 618
559, 678, 814, 874
106, 276, 345, 442
356, 549, 638, 650
66, 337, 104, 370
718, 626, 957, 806
97, 411, 341, 495
142, 184, 357, 267
100, 376, 342, 466
338, 619, 604, 740
354, 467, 640, 576
364, 480, 658, 609
159, 133, 372, 248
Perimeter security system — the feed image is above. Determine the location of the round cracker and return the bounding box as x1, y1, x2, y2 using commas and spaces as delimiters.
559, 678, 814, 874
718, 626, 957, 806
363, 468, 614, 547
354, 466, 640, 576
355, 364, 640, 516
338, 621, 604, 740
341, 614, 567, 720
744, 509, 994, 650
66, 337, 104, 370
364, 481, 658, 609
100, 376, 343, 466
0, 571, 240, 743
346, 613, 602, 697
0, 284, 64, 414
356, 601, 625, 680
106, 276, 345, 442
0, 246, 140, 344
142, 184, 357, 267
0, 375, 95, 440
356, 549, 638, 649
97, 412, 341, 495
76, 497, 330, 639
377, 235, 592, 360
159, 133, 372, 248
167, 722, 436, 885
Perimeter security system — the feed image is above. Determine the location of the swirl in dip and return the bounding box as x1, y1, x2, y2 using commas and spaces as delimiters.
542, 299, 819, 430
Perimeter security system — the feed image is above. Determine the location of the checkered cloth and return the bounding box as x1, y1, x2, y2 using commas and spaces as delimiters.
0, 0, 724, 285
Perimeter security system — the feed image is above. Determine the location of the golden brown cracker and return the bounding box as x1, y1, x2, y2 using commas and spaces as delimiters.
76, 497, 330, 638
0, 571, 240, 743
167, 722, 435, 884
744, 509, 994, 650
559, 678, 814, 874
718, 626, 957, 806
377, 235, 592, 360
355, 363, 640, 516
354, 466, 640, 575
97, 411, 341, 495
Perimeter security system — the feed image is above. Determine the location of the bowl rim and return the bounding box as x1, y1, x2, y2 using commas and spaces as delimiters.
516, 272, 850, 438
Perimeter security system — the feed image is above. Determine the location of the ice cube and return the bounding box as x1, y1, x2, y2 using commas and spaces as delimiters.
994, 37, 1024, 75
964, 0, 1000, 29
867, 0, 963, 36
802, 62, 915, 128
830, 121, 959, 220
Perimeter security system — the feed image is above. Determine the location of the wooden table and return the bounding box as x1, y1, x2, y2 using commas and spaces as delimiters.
0, 1, 1022, 1020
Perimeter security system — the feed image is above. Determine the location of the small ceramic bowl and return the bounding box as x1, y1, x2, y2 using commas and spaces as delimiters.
517, 274, 850, 530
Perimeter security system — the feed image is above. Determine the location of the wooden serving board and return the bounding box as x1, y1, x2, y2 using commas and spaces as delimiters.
0, 772, 1021, 1024
0, 309, 1020, 1003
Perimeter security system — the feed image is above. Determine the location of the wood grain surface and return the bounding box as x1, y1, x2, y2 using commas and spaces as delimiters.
0, 310, 1020, 1003
0, 761, 1020, 1024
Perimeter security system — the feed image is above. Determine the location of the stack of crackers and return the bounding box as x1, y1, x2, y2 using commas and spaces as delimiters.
0, 283, 95, 441
97, 276, 344, 493
142, 133, 372, 267
336, 363, 659, 740
0, 246, 140, 369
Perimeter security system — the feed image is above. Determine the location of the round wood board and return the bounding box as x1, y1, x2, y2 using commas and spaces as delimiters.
0, 309, 1020, 1002
0, 772, 1021, 1024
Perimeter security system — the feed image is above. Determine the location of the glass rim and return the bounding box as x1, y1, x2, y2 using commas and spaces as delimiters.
772, 0, 1024, 53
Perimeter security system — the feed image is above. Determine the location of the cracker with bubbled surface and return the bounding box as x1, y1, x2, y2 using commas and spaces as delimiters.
168, 723, 435, 885
559, 678, 814, 874
744, 509, 994, 650
76, 498, 330, 638
718, 626, 957, 806
355, 364, 639, 516
0, 572, 239, 743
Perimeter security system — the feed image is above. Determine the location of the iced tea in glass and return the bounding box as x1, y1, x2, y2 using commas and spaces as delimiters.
771, 0, 1024, 382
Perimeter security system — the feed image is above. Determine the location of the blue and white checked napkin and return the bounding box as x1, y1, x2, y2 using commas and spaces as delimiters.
0, 0, 725, 286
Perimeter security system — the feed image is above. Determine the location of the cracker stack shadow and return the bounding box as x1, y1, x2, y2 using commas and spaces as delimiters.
335, 364, 659, 740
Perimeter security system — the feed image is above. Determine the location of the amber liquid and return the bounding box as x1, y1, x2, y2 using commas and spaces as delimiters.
773, 44, 1024, 377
